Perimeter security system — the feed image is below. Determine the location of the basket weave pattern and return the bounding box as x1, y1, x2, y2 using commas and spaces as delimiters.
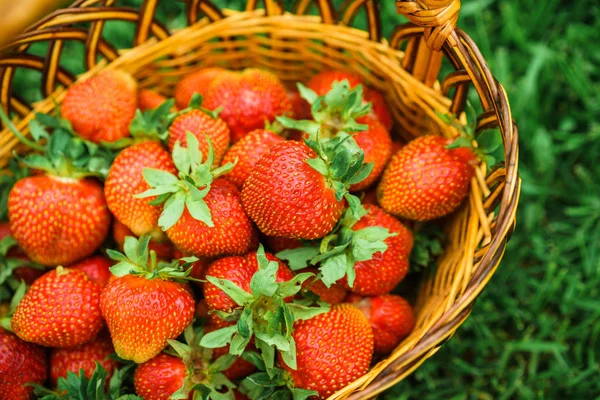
0, 1, 520, 399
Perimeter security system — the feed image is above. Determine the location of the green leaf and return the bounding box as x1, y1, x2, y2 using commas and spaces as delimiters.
296, 82, 318, 104
158, 192, 186, 230
329, 149, 352, 179
123, 235, 140, 263
280, 337, 297, 370
345, 193, 366, 220
249, 258, 279, 298
275, 116, 321, 136
188, 92, 203, 109
167, 339, 191, 359
446, 136, 473, 149
172, 140, 191, 174
351, 226, 392, 261
290, 388, 320, 400
305, 157, 329, 176
142, 168, 179, 187
209, 354, 237, 373
255, 332, 290, 352
109, 262, 137, 277
287, 302, 330, 321
319, 254, 349, 287
205, 276, 254, 306
255, 337, 276, 370
185, 196, 214, 227
199, 325, 237, 348
347, 162, 374, 185
275, 273, 314, 298
276, 246, 320, 271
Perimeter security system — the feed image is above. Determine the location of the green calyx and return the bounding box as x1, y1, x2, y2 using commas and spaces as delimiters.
107, 93, 222, 149
107, 234, 198, 281
0, 159, 29, 220
277, 80, 371, 138
277, 208, 396, 288
199, 245, 329, 371
167, 325, 238, 400
439, 104, 504, 170
0, 108, 115, 180
238, 355, 318, 400
31, 362, 141, 400
136, 131, 235, 231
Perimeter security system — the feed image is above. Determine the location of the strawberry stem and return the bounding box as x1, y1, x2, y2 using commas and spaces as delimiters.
0, 107, 46, 152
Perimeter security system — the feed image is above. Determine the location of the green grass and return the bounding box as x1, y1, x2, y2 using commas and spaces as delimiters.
10, 0, 600, 398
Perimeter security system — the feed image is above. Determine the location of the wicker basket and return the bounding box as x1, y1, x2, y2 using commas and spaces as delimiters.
0, 1, 520, 398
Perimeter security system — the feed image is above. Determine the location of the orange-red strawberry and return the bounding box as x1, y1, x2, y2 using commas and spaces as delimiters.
12, 267, 104, 348
364, 88, 392, 131
139, 133, 256, 258
105, 141, 177, 240
134, 353, 188, 400
61, 70, 137, 143
279, 303, 374, 398
100, 275, 194, 363
112, 220, 175, 261
347, 294, 416, 354
0, 327, 47, 400
377, 135, 477, 221
168, 109, 231, 165
174, 67, 226, 110
204, 68, 293, 143
220, 129, 284, 189
242, 140, 369, 240
69, 255, 112, 287
138, 89, 168, 111
350, 115, 392, 191
8, 176, 111, 266
49, 332, 119, 387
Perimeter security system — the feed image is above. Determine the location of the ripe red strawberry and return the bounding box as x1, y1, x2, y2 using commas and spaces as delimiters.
264, 235, 303, 253
348, 294, 416, 354
61, 70, 137, 143
50, 332, 119, 387
174, 67, 226, 110
241, 141, 349, 240
113, 220, 175, 261
340, 205, 413, 295
105, 140, 177, 240
134, 353, 187, 400
138, 89, 168, 111
350, 115, 392, 191
101, 274, 194, 363
203, 250, 294, 314
377, 135, 477, 221
279, 303, 374, 398
287, 88, 311, 120
0, 328, 47, 400
220, 129, 284, 189
300, 267, 348, 304
167, 179, 256, 258
69, 255, 112, 287
308, 70, 392, 130
12, 267, 104, 348
8, 176, 111, 266
168, 109, 231, 165
204, 68, 293, 143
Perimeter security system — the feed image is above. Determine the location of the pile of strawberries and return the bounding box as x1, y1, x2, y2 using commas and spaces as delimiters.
0, 67, 481, 400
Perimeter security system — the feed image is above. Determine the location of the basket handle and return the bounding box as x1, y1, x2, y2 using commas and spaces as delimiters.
395, 0, 460, 86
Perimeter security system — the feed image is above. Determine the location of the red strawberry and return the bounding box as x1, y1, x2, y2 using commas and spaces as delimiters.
112, 220, 175, 261
263, 235, 303, 253
138, 89, 168, 111
204, 68, 293, 143
168, 109, 231, 165
203, 250, 294, 314
134, 353, 187, 400
61, 70, 137, 143
340, 205, 413, 295
0, 328, 47, 400
308, 70, 392, 130
174, 67, 226, 110
300, 267, 348, 304
69, 255, 112, 287
167, 179, 256, 258
50, 332, 119, 387
360, 188, 379, 206
105, 141, 177, 240
100, 274, 194, 363
241, 141, 346, 240
8, 176, 111, 266
220, 129, 284, 189
350, 115, 392, 191
139, 133, 256, 258
12, 267, 104, 348
347, 294, 416, 354
279, 303, 374, 398
377, 135, 477, 221
287, 88, 311, 120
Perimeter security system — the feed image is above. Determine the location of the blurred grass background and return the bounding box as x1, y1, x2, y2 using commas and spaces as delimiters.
4, 0, 600, 398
